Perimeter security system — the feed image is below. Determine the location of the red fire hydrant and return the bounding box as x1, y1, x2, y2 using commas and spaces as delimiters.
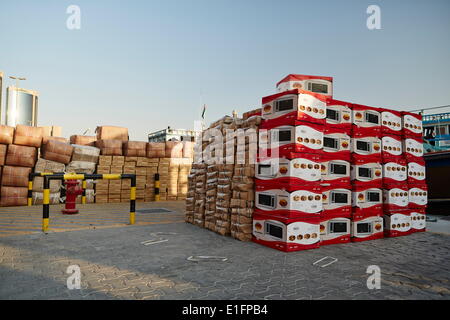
62, 180, 83, 215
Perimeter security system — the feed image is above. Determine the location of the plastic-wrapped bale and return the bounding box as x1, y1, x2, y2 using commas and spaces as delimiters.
70, 135, 96, 146
13, 125, 43, 148
185, 166, 197, 224
95, 126, 128, 142
66, 161, 96, 174
0, 144, 7, 166
182, 141, 194, 159
71, 145, 100, 163
230, 165, 255, 242
158, 158, 170, 200
165, 141, 183, 158
205, 165, 218, 231
42, 136, 69, 144
32, 192, 60, 205
0, 186, 28, 207
147, 143, 165, 158
193, 163, 207, 227
76, 189, 95, 204
41, 140, 74, 164
32, 158, 65, 193
123, 141, 147, 157
177, 161, 191, 200
0, 125, 15, 144
5, 144, 37, 168
1, 166, 32, 188
95, 139, 123, 156
167, 160, 180, 200
215, 164, 234, 236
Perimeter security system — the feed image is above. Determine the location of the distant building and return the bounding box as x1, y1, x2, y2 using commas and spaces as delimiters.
5, 86, 39, 127
148, 127, 197, 142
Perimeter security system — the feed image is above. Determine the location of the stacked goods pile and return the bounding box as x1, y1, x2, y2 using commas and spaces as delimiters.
193, 163, 207, 227
204, 164, 218, 231
95, 155, 112, 203
32, 159, 65, 205
70, 135, 96, 146
185, 166, 197, 224
1, 125, 41, 206
70, 145, 100, 203
158, 158, 170, 201
177, 160, 192, 200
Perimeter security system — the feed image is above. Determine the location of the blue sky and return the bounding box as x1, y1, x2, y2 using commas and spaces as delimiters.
1, 0, 449, 140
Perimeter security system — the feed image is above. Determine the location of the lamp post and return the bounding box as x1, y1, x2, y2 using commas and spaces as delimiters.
9, 76, 27, 125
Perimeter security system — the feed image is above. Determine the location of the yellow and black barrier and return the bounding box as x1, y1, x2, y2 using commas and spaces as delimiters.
42, 173, 136, 233
154, 173, 160, 202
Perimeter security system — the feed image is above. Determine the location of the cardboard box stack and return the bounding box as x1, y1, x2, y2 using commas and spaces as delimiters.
1, 125, 41, 206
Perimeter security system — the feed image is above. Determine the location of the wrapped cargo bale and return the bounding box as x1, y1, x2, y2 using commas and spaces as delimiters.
242, 108, 262, 120
182, 141, 194, 159
95, 139, 123, 155
66, 161, 96, 174
0, 125, 15, 144
5, 144, 37, 168
70, 135, 96, 146
75, 189, 94, 204
215, 164, 234, 236
0, 144, 7, 166
32, 158, 65, 192
1, 166, 32, 188
13, 125, 44, 148
71, 145, 100, 163
95, 126, 128, 142
193, 163, 207, 227
32, 192, 60, 205
0, 186, 28, 207
42, 136, 69, 144
205, 165, 218, 231
123, 141, 147, 157
165, 141, 183, 158
147, 142, 165, 158
41, 140, 74, 164
185, 168, 196, 223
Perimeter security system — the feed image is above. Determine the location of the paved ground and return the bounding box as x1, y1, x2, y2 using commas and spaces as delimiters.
1, 201, 450, 300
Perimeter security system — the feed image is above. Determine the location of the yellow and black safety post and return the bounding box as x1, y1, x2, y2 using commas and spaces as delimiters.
154, 173, 160, 202
42, 173, 136, 232
28, 172, 64, 206
81, 179, 87, 204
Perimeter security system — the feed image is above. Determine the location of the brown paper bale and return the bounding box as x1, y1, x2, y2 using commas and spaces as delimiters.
96, 126, 128, 141
42, 136, 69, 144
182, 141, 194, 158
0, 144, 7, 166
41, 140, 74, 164
13, 125, 44, 148
1, 166, 32, 187
165, 141, 183, 158
32, 158, 65, 192
0, 186, 28, 207
123, 141, 147, 157
71, 145, 100, 163
66, 161, 96, 174
0, 126, 15, 144
70, 135, 96, 146
95, 139, 123, 155
146, 142, 165, 158
5, 144, 37, 168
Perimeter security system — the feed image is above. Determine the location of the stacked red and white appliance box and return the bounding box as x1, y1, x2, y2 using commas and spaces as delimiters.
251, 74, 427, 252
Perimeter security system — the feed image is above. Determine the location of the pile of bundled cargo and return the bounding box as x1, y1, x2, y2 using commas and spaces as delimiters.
0, 124, 194, 207
186, 74, 427, 251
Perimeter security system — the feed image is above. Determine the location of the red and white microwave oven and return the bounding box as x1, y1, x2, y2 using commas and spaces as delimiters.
384, 211, 412, 238
408, 183, 428, 209
410, 208, 426, 233
351, 215, 384, 242
323, 127, 351, 160
383, 184, 409, 211
352, 185, 383, 217
255, 153, 321, 187
382, 159, 407, 185
321, 184, 352, 218
403, 136, 424, 162
319, 157, 351, 185
276, 74, 333, 97
253, 213, 320, 252
407, 160, 426, 183
258, 124, 323, 157
319, 216, 351, 246
381, 134, 403, 162
402, 112, 423, 137
380, 108, 403, 136
325, 100, 352, 130
351, 158, 383, 187
351, 133, 382, 161
255, 184, 322, 218
261, 89, 328, 126
352, 104, 382, 137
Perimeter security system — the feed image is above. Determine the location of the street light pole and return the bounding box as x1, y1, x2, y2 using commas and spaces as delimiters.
9, 76, 27, 126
